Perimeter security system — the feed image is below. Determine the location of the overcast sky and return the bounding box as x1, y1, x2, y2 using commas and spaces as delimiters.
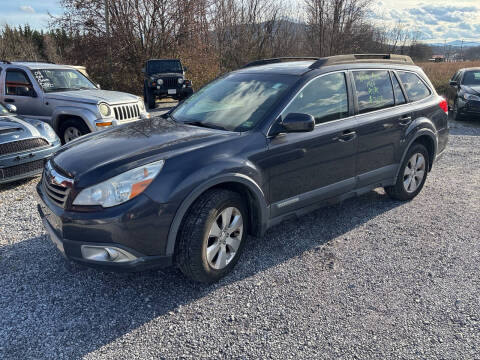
1, 0, 479, 44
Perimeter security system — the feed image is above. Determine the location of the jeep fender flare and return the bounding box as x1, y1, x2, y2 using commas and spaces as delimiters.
165, 173, 268, 256
52, 107, 98, 133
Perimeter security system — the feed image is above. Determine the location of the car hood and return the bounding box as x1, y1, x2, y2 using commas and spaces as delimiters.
45, 89, 139, 105
462, 85, 480, 95
0, 115, 46, 142
51, 116, 238, 184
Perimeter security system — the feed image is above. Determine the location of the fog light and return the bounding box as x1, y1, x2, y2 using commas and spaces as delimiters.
81, 245, 137, 262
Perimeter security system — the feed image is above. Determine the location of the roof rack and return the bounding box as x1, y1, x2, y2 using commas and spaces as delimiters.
13, 60, 56, 64
242, 57, 320, 68
0, 60, 11, 64
309, 54, 414, 69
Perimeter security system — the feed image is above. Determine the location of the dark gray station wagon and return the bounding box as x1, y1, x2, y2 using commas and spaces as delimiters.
37, 54, 449, 283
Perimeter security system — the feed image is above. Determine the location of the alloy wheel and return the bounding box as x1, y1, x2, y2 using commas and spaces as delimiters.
64, 126, 82, 142
206, 207, 243, 270
403, 153, 426, 193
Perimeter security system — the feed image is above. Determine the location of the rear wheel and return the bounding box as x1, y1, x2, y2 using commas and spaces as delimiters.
176, 189, 248, 283
59, 119, 90, 144
385, 143, 429, 201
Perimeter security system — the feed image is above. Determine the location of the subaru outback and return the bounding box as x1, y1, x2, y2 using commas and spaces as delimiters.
37, 54, 449, 283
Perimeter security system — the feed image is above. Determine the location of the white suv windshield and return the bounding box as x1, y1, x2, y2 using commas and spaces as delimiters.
32, 69, 97, 93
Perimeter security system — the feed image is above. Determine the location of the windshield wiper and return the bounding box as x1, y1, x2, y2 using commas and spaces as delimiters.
183, 121, 227, 131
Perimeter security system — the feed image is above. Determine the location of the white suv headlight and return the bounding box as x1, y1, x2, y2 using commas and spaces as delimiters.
138, 99, 145, 111
98, 103, 112, 117
73, 160, 164, 207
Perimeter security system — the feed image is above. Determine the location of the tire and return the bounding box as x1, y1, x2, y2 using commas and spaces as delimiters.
452, 99, 463, 121
385, 143, 429, 201
59, 119, 90, 144
145, 86, 155, 109
176, 189, 248, 283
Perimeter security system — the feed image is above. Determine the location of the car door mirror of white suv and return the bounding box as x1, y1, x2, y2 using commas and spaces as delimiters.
6, 104, 17, 113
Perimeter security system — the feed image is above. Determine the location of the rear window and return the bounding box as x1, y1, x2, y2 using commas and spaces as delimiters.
397, 71, 431, 102
391, 73, 406, 105
353, 70, 394, 114
461, 71, 480, 86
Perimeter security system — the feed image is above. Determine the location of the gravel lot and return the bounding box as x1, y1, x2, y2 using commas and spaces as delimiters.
0, 117, 479, 359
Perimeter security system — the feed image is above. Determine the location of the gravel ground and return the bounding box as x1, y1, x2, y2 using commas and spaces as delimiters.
0, 120, 479, 359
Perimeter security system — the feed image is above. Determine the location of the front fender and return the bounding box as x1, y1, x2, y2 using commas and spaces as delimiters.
52, 107, 99, 132
164, 173, 268, 256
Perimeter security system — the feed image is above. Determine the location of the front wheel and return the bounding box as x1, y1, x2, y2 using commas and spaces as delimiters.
452, 99, 463, 121
385, 143, 429, 201
59, 119, 90, 144
176, 189, 248, 283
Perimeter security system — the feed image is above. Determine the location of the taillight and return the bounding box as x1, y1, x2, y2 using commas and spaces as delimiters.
439, 99, 448, 114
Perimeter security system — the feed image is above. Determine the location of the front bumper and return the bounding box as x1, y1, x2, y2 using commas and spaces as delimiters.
0, 141, 61, 184
36, 182, 176, 271
459, 99, 480, 115
152, 86, 193, 98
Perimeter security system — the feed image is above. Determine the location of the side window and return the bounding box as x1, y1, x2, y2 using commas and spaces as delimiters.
397, 71, 431, 102
391, 72, 406, 105
5, 70, 34, 96
353, 70, 394, 114
283, 72, 349, 124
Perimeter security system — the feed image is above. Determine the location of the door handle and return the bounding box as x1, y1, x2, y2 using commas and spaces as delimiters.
334, 130, 356, 142
399, 115, 412, 126
4, 98, 14, 103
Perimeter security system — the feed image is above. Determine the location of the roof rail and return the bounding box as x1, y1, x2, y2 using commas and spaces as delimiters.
11, 60, 56, 64
242, 57, 320, 68
309, 54, 414, 69
0, 60, 11, 64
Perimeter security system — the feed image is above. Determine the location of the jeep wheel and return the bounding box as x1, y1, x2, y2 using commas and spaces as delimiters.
59, 119, 90, 144
176, 189, 247, 283
385, 143, 429, 201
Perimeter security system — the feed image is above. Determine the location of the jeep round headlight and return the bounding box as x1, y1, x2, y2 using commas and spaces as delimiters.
73, 160, 165, 207
98, 103, 112, 117
157, 79, 163, 85
178, 78, 184, 84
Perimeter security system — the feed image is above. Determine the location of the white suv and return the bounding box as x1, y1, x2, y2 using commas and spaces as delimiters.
0, 61, 149, 143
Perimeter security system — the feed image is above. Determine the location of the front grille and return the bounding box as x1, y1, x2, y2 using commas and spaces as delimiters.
42, 171, 71, 207
163, 77, 179, 88
0, 159, 44, 179
113, 104, 140, 122
0, 138, 49, 156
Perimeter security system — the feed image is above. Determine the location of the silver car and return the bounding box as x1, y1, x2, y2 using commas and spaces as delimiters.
0, 61, 149, 143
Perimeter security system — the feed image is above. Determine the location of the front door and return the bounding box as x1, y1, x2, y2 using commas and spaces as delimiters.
266, 71, 358, 217
2, 68, 47, 118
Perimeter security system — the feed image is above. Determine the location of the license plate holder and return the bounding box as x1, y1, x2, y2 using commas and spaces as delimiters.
42, 217, 65, 255
168, 89, 176, 95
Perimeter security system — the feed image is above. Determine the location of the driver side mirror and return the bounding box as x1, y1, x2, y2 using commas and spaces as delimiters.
97, 84, 101, 89
449, 80, 458, 87
183, 66, 188, 72
281, 113, 315, 133
5, 104, 17, 113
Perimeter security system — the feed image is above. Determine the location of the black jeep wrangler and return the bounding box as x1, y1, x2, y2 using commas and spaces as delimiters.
143, 59, 194, 109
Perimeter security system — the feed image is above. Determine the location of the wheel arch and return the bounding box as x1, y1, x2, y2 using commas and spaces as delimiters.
52, 107, 97, 133
396, 129, 437, 180
166, 174, 268, 257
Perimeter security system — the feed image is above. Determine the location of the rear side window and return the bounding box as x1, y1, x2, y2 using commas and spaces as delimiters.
397, 71, 431, 102
391, 73, 406, 105
353, 70, 394, 114
283, 72, 349, 124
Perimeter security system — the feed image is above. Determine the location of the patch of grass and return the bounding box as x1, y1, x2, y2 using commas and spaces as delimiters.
418, 61, 480, 96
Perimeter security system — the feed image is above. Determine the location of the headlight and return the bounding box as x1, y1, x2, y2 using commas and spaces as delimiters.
464, 93, 480, 101
98, 103, 112, 117
138, 99, 145, 111
157, 79, 163, 85
37, 122, 57, 141
178, 78, 184, 84
73, 160, 164, 207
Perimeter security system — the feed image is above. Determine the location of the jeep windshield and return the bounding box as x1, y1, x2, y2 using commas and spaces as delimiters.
170, 73, 297, 132
147, 60, 182, 74
32, 69, 97, 93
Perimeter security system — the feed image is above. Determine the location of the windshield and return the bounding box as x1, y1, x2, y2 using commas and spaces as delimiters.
32, 69, 97, 93
171, 73, 296, 132
147, 60, 182, 74
462, 71, 480, 86
0, 103, 8, 116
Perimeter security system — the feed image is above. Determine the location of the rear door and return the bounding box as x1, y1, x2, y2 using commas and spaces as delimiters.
352, 69, 411, 188
266, 71, 358, 217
